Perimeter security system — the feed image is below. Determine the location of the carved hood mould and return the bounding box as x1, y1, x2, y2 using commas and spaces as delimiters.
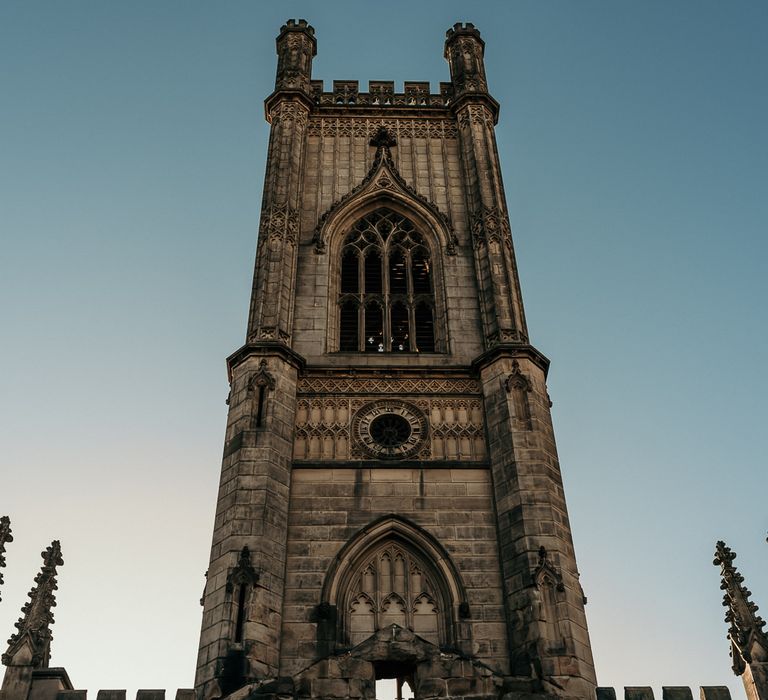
312, 127, 458, 255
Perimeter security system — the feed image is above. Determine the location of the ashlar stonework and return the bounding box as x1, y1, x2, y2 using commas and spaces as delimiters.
196, 19, 594, 700
2, 18, 762, 700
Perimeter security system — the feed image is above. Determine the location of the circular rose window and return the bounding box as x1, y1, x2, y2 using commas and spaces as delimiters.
352, 401, 428, 460
370, 413, 412, 447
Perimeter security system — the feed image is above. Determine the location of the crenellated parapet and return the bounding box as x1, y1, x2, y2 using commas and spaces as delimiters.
309, 80, 454, 109
596, 687, 733, 700
57, 690, 194, 700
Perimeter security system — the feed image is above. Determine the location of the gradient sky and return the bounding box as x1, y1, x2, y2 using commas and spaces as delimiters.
1, 2, 766, 699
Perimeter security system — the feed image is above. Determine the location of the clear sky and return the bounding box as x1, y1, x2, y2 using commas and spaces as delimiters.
1, 2, 766, 699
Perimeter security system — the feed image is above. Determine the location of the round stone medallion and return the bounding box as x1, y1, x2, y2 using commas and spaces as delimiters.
352, 400, 428, 460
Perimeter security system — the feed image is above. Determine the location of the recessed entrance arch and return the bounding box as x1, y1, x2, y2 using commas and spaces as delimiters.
320, 515, 468, 651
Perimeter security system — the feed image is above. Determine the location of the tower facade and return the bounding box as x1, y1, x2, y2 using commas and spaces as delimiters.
196, 20, 596, 700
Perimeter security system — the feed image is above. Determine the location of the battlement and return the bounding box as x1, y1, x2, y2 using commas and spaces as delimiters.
279, 18, 314, 35
20, 686, 733, 700
445, 21, 483, 44
50, 691, 194, 700
596, 687, 732, 700
309, 79, 454, 108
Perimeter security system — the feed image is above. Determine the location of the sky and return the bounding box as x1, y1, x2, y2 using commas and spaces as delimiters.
1, 1, 766, 699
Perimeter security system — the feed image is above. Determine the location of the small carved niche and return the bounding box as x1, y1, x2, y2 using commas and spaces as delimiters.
248, 359, 276, 429
226, 546, 259, 645
505, 360, 533, 430
532, 546, 566, 655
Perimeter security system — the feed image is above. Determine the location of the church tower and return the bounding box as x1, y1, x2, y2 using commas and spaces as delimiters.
196, 20, 597, 700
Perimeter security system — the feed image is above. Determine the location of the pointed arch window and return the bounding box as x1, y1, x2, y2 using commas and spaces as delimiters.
344, 541, 443, 647
338, 209, 437, 352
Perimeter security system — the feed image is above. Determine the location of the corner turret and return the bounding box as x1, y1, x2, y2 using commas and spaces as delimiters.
444, 23, 488, 98
273, 19, 316, 95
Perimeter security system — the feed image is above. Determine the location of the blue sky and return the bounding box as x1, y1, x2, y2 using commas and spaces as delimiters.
1, 2, 766, 698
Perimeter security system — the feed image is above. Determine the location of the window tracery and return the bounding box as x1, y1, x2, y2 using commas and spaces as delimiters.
343, 541, 442, 647
338, 209, 436, 353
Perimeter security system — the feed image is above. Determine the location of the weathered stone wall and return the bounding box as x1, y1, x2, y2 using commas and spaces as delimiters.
280, 467, 509, 678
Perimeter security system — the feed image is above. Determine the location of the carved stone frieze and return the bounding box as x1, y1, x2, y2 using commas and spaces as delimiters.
297, 376, 481, 395
293, 392, 485, 462
305, 117, 458, 140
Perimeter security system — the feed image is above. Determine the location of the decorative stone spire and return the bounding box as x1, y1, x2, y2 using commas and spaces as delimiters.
0, 517, 12, 601
3, 540, 63, 669
714, 540, 768, 689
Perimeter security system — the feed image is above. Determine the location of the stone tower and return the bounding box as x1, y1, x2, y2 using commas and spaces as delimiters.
195, 20, 597, 700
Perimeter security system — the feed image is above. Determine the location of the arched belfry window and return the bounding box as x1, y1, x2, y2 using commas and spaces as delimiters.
338, 209, 437, 353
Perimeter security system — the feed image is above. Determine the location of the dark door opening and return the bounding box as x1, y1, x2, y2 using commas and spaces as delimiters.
374, 661, 415, 700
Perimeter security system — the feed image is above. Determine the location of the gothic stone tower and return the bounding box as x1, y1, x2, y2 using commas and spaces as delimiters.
195, 20, 597, 700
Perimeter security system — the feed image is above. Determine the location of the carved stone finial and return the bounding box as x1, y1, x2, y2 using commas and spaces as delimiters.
3, 540, 63, 669
0, 516, 12, 600
369, 126, 397, 150
225, 546, 259, 593
713, 540, 768, 676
